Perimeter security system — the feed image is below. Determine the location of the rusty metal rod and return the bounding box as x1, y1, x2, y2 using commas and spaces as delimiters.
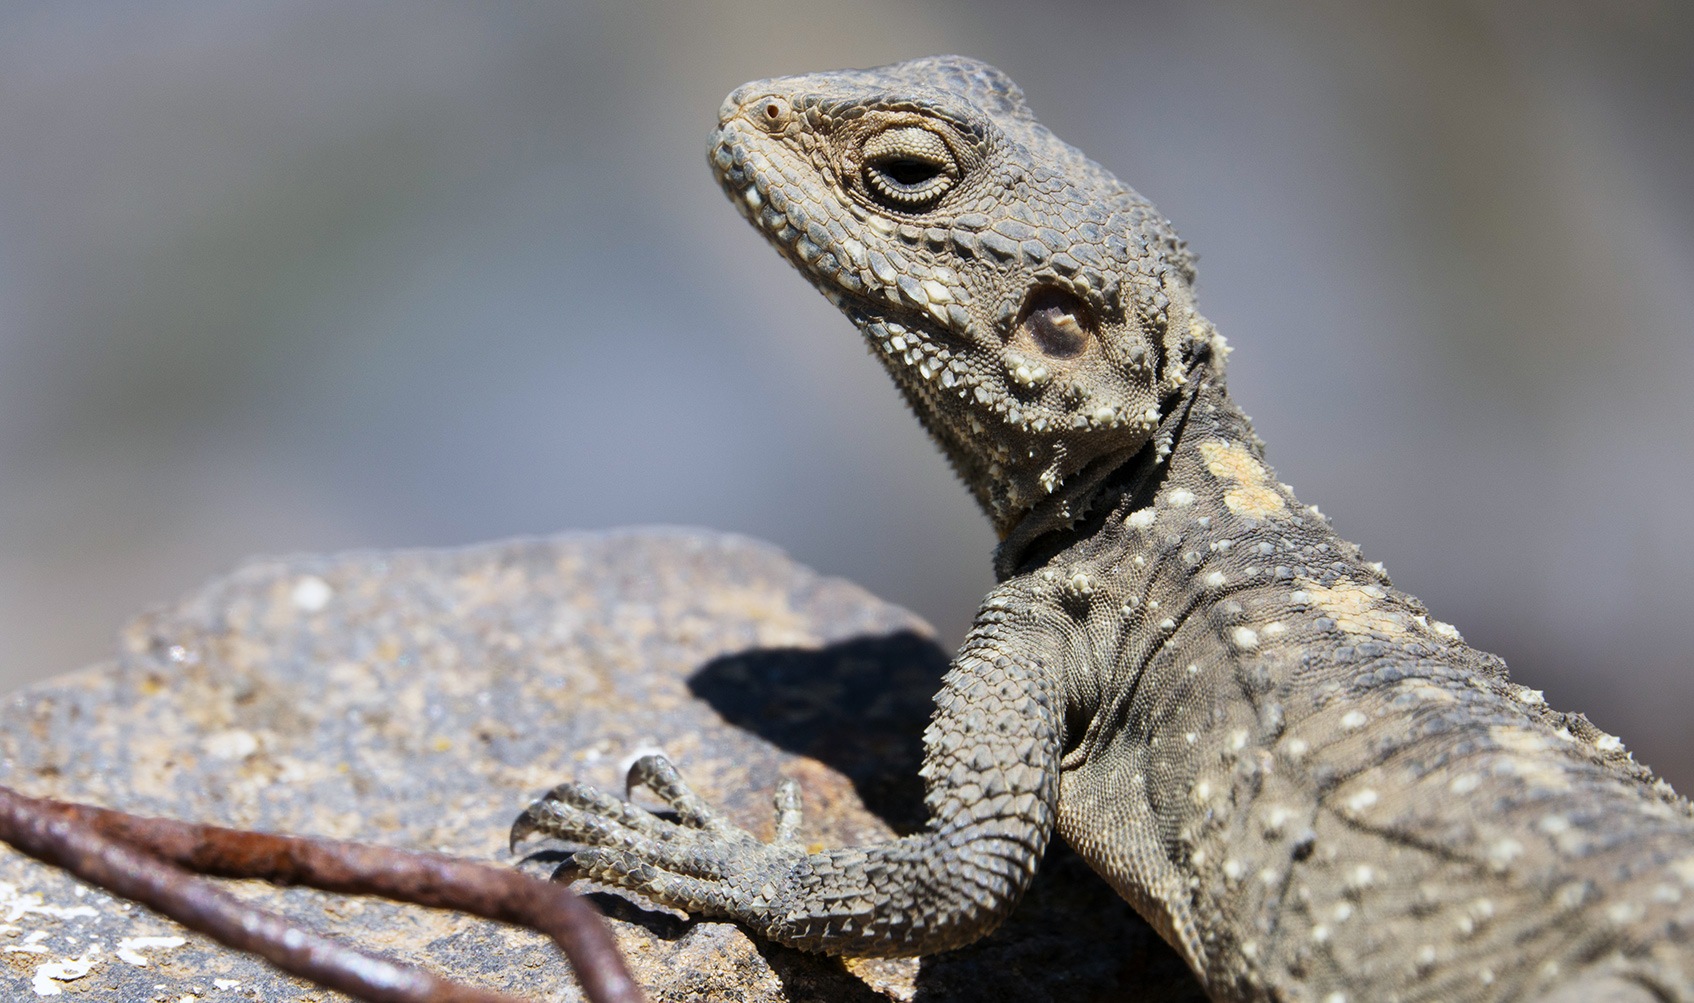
0, 786, 643, 1003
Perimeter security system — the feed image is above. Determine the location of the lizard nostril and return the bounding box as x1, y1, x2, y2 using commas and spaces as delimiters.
1016, 287, 1094, 358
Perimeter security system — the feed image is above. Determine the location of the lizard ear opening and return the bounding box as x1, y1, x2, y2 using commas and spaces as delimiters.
1016, 286, 1094, 359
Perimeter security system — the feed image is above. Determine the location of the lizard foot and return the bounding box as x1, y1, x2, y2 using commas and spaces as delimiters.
510, 754, 807, 921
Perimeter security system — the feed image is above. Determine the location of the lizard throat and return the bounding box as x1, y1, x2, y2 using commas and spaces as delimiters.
993, 352, 1208, 581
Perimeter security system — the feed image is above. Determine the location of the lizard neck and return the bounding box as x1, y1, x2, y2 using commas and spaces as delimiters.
993, 338, 1217, 583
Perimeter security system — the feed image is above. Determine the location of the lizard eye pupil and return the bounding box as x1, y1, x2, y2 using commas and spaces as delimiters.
878, 158, 941, 186
861, 127, 958, 209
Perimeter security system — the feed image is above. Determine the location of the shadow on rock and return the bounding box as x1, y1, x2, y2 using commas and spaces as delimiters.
688, 630, 946, 833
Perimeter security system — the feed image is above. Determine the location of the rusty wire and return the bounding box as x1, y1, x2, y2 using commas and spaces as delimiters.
0, 785, 643, 1003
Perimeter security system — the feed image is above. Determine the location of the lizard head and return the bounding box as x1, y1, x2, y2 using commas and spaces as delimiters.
711, 56, 1213, 539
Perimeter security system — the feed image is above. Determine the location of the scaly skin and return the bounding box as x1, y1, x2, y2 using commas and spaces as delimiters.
514, 57, 1694, 1001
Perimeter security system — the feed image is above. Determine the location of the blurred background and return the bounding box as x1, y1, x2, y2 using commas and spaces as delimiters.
1, 1, 1690, 784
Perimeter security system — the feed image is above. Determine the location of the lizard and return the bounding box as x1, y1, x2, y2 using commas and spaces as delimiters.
512, 56, 1694, 1002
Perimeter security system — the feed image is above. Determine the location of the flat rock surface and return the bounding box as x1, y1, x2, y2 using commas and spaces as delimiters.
0, 529, 1203, 1002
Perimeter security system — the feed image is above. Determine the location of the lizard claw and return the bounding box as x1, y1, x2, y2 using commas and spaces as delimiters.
508, 810, 537, 855
510, 755, 809, 921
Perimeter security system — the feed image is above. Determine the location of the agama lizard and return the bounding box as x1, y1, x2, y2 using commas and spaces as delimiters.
513, 56, 1694, 1002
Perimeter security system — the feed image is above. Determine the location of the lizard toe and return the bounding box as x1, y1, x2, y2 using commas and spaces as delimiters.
625, 754, 735, 833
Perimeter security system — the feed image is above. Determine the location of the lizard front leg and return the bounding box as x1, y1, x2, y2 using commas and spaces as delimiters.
511, 616, 1064, 957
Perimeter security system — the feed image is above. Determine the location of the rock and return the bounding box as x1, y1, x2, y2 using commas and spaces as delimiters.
0, 529, 1202, 1001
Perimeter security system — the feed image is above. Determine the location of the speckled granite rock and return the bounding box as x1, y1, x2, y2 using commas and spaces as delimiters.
0, 529, 1203, 1002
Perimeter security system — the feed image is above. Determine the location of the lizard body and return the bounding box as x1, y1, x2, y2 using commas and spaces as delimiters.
515, 57, 1694, 1002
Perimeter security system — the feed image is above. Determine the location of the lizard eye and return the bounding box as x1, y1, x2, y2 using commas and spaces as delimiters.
862, 127, 958, 209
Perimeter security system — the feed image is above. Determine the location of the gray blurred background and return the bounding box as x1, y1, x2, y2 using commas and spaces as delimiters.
2, 2, 1690, 785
